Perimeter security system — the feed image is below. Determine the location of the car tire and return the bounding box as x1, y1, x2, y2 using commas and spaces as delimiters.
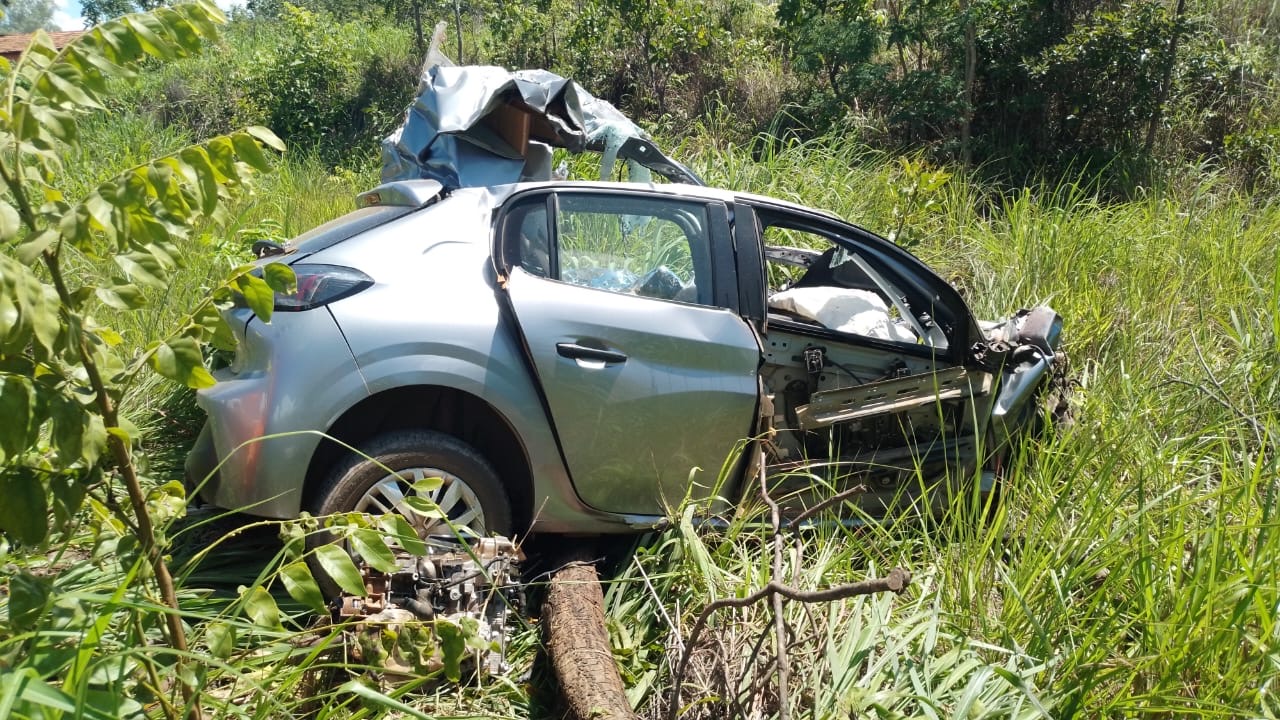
306, 429, 513, 599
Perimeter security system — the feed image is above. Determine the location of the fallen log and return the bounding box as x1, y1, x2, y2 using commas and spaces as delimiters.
543, 548, 638, 720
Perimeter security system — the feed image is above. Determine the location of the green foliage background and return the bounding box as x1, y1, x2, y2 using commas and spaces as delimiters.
1, 0, 1279, 718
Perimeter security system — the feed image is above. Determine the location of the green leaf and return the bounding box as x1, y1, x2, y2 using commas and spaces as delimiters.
61, 48, 108, 96
9, 267, 61, 355
95, 283, 146, 310
209, 313, 236, 351
178, 146, 220, 214
0, 202, 21, 242
411, 475, 444, 494
205, 621, 236, 660
48, 468, 90, 532
280, 561, 327, 613
0, 670, 85, 718
81, 192, 116, 234
26, 103, 79, 145
351, 528, 400, 574
245, 126, 286, 153
337, 681, 438, 720
0, 375, 36, 461
314, 544, 366, 597
377, 514, 427, 556
126, 13, 176, 61
182, 0, 227, 35
434, 619, 467, 682
95, 16, 145, 65
146, 335, 214, 389
86, 656, 138, 686
0, 469, 48, 546
240, 585, 283, 630
115, 250, 167, 289
146, 480, 187, 524
235, 272, 274, 322
206, 136, 239, 180
14, 230, 56, 265
7, 573, 53, 629
39, 66, 103, 111
80, 690, 144, 719
402, 495, 444, 517
80, 414, 106, 467
231, 131, 272, 173
262, 262, 296, 294
153, 7, 203, 53
279, 521, 307, 562
49, 398, 86, 466
67, 285, 96, 311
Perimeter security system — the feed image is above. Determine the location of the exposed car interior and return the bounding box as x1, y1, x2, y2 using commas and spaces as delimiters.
755, 220, 983, 512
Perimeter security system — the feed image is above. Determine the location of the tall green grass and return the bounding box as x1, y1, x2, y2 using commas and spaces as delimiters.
4, 114, 1279, 717
598, 134, 1280, 717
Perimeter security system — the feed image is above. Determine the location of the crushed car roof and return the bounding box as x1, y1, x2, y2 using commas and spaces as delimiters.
381, 63, 702, 189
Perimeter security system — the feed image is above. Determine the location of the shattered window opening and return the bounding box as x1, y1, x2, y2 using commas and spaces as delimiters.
762, 226, 948, 350
549, 194, 713, 305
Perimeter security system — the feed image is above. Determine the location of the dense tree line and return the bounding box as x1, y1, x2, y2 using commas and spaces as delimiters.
110, 0, 1280, 191
0, 0, 58, 33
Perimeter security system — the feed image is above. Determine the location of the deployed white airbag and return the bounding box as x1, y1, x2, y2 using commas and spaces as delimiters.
769, 287, 917, 343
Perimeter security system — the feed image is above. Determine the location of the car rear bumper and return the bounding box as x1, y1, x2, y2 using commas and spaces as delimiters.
187, 308, 368, 518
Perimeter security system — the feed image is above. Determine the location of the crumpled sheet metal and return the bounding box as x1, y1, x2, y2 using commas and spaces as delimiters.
382, 64, 648, 188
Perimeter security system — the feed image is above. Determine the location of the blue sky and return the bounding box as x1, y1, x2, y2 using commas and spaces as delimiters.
53, 0, 244, 30
53, 0, 85, 29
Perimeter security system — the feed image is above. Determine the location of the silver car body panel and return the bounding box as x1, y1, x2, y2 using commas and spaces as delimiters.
194, 307, 368, 518
282, 187, 676, 532
320, 195, 606, 531
503, 266, 760, 514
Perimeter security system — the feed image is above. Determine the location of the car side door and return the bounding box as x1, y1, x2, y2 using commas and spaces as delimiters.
497, 189, 761, 516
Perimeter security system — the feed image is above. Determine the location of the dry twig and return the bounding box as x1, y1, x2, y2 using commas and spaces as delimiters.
665, 445, 911, 720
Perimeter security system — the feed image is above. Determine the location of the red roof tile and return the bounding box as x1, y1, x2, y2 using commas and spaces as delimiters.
0, 31, 86, 58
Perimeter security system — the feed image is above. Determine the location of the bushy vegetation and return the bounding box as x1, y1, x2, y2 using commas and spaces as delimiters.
109, 5, 418, 163
80, 0, 1280, 190
2, 0, 1280, 718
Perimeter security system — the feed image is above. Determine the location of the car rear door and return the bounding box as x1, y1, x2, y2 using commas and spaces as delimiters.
497, 189, 761, 515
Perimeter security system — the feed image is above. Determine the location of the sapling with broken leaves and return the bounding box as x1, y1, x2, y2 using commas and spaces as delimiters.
0, 8, 292, 717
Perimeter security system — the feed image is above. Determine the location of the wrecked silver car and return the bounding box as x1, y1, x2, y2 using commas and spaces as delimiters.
185, 64, 1062, 540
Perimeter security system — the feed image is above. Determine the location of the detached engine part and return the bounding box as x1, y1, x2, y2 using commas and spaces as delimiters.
336, 535, 524, 678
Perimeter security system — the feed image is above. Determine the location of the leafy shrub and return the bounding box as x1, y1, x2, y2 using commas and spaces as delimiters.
236, 5, 417, 161
115, 7, 418, 164
482, 0, 785, 136
0, 6, 295, 716
1028, 2, 1185, 159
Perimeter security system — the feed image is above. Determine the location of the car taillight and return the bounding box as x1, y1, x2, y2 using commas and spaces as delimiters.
274, 264, 373, 311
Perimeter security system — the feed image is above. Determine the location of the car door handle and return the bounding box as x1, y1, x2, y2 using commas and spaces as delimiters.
556, 343, 628, 365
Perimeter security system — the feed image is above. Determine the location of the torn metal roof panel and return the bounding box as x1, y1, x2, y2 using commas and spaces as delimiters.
381, 65, 648, 188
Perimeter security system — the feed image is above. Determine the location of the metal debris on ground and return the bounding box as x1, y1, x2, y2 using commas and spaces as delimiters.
336, 536, 524, 679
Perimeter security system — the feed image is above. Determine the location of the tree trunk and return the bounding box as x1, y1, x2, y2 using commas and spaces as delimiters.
543, 548, 637, 720
453, 0, 464, 64
1145, 0, 1186, 153
960, 0, 976, 166
411, 0, 424, 57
